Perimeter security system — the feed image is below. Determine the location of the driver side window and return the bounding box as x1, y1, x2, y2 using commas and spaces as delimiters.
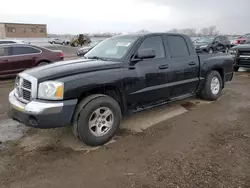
214, 37, 220, 43
137, 36, 165, 59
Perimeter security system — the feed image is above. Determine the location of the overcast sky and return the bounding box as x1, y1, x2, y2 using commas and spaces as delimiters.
0, 0, 249, 34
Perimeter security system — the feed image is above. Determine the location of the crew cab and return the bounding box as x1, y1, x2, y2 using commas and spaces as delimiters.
8, 33, 234, 146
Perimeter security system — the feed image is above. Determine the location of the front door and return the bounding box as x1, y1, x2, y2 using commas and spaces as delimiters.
165, 35, 199, 98
213, 37, 223, 52
126, 36, 171, 107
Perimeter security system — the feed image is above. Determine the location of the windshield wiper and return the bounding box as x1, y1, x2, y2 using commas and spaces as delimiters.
86, 56, 107, 61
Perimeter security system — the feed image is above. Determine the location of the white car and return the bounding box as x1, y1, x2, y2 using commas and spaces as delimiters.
48, 38, 68, 45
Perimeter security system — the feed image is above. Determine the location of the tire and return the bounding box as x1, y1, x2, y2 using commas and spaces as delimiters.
73, 94, 122, 146
208, 48, 214, 54
37, 62, 49, 66
62, 42, 65, 45
199, 71, 223, 101
234, 66, 240, 72
52, 41, 55, 44
225, 46, 229, 53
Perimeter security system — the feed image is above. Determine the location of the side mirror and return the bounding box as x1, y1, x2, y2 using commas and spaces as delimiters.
135, 48, 156, 60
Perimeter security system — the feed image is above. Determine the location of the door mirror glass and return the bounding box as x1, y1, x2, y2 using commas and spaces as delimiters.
136, 48, 156, 59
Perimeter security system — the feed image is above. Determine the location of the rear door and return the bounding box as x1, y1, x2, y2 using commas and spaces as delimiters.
164, 35, 199, 98
10, 46, 41, 73
0, 46, 13, 76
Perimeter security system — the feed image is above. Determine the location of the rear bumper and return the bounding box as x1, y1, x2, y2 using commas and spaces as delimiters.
8, 90, 77, 128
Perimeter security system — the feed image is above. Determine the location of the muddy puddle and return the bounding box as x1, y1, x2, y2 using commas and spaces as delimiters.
0, 119, 28, 143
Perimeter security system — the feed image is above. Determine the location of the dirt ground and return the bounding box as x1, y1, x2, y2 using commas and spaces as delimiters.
1, 71, 250, 188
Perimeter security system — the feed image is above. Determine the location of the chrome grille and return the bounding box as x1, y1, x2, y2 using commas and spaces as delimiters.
14, 75, 32, 103
22, 79, 31, 89
238, 50, 250, 66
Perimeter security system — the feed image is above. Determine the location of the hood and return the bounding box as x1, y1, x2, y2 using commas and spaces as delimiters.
232, 44, 250, 50
23, 58, 122, 81
78, 46, 92, 51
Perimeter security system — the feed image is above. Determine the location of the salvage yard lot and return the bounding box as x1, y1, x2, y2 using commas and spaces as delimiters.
1, 71, 250, 188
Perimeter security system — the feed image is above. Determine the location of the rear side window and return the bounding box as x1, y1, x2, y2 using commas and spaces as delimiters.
0, 47, 11, 57
138, 36, 165, 58
0, 41, 16, 44
13, 47, 40, 55
168, 36, 189, 58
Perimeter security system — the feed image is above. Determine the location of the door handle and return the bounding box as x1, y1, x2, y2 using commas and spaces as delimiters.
4, 59, 11, 63
189, 61, 196, 66
158, 64, 169, 69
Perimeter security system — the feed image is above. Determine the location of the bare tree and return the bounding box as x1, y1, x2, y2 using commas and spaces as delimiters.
199, 26, 219, 36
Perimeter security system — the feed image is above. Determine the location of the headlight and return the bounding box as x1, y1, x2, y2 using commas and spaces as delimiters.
38, 81, 64, 100
200, 45, 208, 48
229, 49, 236, 54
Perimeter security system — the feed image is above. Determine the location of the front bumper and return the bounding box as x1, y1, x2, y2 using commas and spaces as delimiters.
8, 90, 77, 128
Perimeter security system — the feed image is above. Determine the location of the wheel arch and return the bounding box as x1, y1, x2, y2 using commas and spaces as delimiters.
76, 85, 127, 116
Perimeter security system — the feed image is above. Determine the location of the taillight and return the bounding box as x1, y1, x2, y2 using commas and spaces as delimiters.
59, 51, 64, 58
235, 40, 240, 44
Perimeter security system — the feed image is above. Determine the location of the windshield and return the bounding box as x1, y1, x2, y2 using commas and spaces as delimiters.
85, 36, 139, 60
228, 36, 237, 41
196, 37, 214, 43
89, 41, 101, 47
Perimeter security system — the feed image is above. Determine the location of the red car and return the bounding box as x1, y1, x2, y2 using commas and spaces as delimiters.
0, 44, 64, 78
232, 34, 250, 45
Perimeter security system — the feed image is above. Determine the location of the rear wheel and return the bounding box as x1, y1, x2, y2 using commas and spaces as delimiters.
73, 94, 122, 146
37, 62, 49, 66
199, 71, 223, 101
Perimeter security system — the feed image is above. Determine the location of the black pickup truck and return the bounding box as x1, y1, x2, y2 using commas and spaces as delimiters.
8, 33, 234, 146
229, 39, 250, 71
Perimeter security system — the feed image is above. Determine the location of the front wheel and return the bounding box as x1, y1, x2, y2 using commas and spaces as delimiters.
199, 71, 223, 101
208, 48, 214, 54
73, 95, 122, 146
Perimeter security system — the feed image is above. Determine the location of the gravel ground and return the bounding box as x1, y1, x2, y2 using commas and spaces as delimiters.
0, 71, 250, 188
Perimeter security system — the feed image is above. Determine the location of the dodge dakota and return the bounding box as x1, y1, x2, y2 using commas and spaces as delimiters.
8, 33, 234, 146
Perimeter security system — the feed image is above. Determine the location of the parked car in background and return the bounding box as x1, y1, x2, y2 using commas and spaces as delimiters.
76, 40, 102, 56
0, 44, 64, 77
230, 39, 250, 71
8, 33, 234, 146
233, 34, 250, 45
0, 39, 30, 44
191, 37, 200, 43
48, 38, 68, 45
194, 35, 231, 53
228, 36, 239, 47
